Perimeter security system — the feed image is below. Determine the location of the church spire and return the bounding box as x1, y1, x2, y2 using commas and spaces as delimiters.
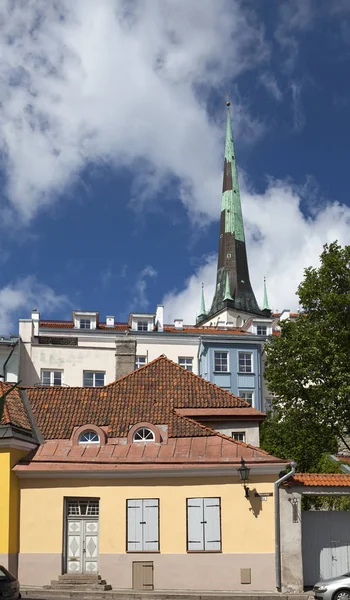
196, 283, 207, 324
262, 276, 270, 311
201, 100, 266, 322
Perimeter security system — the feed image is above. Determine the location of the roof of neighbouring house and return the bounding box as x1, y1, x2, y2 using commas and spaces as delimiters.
288, 473, 350, 487
0, 382, 32, 432
38, 320, 250, 335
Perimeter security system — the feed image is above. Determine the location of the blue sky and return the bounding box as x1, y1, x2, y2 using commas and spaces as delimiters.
0, 0, 350, 333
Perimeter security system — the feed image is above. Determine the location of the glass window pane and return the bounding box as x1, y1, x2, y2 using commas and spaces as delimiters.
214, 352, 228, 372
53, 372, 62, 386
83, 372, 94, 387
42, 371, 51, 384
94, 372, 105, 386
238, 353, 252, 373
257, 325, 267, 335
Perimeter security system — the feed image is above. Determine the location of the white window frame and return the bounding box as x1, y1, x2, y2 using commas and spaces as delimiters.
41, 369, 63, 386
187, 497, 221, 552
178, 357, 193, 372
238, 389, 254, 405
83, 371, 105, 387
256, 324, 267, 336
78, 431, 100, 444
231, 431, 246, 442
135, 356, 147, 369
214, 351, 229, 373
238, 352, 253, 373
137, 320, 149, 332
127, 498, 159, 552
79, 318, 92, 329
133, 427, 155, 442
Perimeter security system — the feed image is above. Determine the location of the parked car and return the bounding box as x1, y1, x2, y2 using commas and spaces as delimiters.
0, 565, 21, 600
314, 573, 350, 600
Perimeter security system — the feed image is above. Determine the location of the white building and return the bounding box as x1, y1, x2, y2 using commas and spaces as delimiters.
0, 335, 19, 382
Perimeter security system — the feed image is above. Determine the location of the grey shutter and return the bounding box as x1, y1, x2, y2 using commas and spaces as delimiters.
143, 499, 159, 552
187, 498, 204, 551
127, 499, 143, 551
204, 497, 221, 551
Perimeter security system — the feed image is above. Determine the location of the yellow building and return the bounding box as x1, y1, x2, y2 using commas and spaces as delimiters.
1, 357, 287, 591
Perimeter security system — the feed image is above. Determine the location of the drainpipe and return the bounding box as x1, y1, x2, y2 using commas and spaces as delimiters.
1, 339, 19, 382
275, 461, 296, 591
197, 336, 202, 375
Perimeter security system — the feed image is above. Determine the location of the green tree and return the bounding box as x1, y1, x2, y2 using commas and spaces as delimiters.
264, 242, 350, 456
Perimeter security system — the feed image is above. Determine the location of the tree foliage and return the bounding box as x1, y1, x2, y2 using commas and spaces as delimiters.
264, 241, 350, 456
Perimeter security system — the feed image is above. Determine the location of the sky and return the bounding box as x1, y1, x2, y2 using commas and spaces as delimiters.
0, 0, 350, 333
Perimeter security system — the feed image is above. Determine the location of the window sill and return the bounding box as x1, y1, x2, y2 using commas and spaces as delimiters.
126, 550, 160, 554
186, 550, 222, 554
213, 371, 231, 375
237, 372, 255, 375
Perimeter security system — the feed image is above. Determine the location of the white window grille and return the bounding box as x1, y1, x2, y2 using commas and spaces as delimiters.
137, 321, 148, 332
257, 325, 267, 335
238, 352, 252, 373
133, 427, 155, 442
135, 356, 147, 369
80, 319, 91, 329
231, 431, 246, 442
214, 351, 228, 372
238, 390, 254, 405
41, 370, 63, 386
83, 371, 105, 387
178, 357, 193, 371
78, 431, 100, 444
67, 499, 99, 517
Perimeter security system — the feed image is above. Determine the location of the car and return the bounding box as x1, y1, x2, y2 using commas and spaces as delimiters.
0, 565, 21, 600
314, 573, 350, 600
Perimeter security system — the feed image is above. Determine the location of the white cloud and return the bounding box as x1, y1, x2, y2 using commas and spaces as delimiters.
0, 0, 267, 224
133, 265, 157, 311
0, 276, 69, 333
259, 74, 283, 102
163, 181, 350, 322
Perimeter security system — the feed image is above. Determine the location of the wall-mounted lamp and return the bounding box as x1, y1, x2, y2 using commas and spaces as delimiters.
238, 457, 250, 498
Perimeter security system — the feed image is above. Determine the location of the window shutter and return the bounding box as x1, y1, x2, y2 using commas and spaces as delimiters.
204, 498, 221, 551
187, 498, 204, 551
127, 500, 143, 551
143, 499, 159, 551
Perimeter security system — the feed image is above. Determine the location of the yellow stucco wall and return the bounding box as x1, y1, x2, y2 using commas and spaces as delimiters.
20, 474, 276, 555
0, 449, 28, 555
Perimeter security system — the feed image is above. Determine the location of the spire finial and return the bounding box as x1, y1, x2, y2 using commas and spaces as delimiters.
199, 282, 206, 316
262, 276, 270, 311
226, 91, 230, 107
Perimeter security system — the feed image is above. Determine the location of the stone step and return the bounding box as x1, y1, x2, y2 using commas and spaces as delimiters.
20, 589, 313, 600
53, 579, 107, 586
59, 574, 102, 581
48, 582, 112, 591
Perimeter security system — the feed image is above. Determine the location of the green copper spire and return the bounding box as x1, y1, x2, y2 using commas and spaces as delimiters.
262, 276, 270, 311
223, 271, 233, 301
200, 283, 206, 316
221, 102, 245, 242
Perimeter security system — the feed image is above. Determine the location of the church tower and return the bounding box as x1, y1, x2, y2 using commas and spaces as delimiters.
197, 101, 269, 326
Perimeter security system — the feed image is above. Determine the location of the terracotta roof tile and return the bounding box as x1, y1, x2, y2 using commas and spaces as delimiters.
289, 473, 350, 487
336, 455, 350, 464
25, 356, 251, 440
0, 382, 32, 432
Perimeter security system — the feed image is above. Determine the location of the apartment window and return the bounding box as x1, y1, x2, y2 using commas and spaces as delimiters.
178, 357, 193, 372
187, 497, 221, 552
137, 320, 148, 332
214, 351, 228, 372
231, 431, 246, 442
135, 356, 147, 369
257, 324, 267, 336
238, 390, 254, 405
79, 319, 91, 329
83, 371, 105, 387
238, 352, 252, 373
127, 499, 159, 552
41, 370, 63, 386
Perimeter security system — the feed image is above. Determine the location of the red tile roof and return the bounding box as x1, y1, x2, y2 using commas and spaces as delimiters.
25, 356, 253, 440
175, 407, 265, 420
336, 455, 350, 464
289, 473, 350, 487
39, 321, 248, 335
0, 382, 31, 431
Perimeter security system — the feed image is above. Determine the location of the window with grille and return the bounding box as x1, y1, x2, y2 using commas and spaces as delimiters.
231, 431, 245, 442
238, 352, 252, 373
238, 390, 254, 405
257, 325, 267, 336
214, 351, 228, 372
80, 319, 91, 329
41, 370, 63, 386
78, 431, 100, 444
67, 499, 99, 517
83, 371, 105, 387
187, 497, 221, 552
127, 499, 159, 551
137, 321, 148, 332
178, 357, 193, 371
135, 356, 147, 369
133, 428, 155, 442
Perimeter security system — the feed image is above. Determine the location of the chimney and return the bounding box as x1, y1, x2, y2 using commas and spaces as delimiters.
115, 337, 137, 379
31, 309, 40, 337
106, 316, 115, 328
155, 305, 164, 332
174, 319, 183, 330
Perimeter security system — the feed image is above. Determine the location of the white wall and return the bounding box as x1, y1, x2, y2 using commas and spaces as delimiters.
0, 344, 19, 382
136, 339, 199, 374
206, 420, 260, 447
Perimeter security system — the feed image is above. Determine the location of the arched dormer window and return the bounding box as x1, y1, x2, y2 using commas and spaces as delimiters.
133, 427, 155, 442
78, 430, 100, 444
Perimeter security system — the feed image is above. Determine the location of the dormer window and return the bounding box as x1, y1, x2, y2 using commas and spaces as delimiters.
257, 324, 267, 336
133, 427, 155, 442
80, 319, 91, 329
137, 320, 149, 332
78, 430, 100, 444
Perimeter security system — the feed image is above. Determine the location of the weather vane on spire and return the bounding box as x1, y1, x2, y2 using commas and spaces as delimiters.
226, 91, 230, 107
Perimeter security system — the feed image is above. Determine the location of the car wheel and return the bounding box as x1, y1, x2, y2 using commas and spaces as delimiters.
334, 590, 350, 600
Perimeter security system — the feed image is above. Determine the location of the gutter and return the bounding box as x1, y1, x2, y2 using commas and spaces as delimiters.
1, 339, 19, 382
275, 461, 296, 591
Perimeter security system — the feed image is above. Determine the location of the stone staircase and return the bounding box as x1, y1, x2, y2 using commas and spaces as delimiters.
44, 573, 112, 591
